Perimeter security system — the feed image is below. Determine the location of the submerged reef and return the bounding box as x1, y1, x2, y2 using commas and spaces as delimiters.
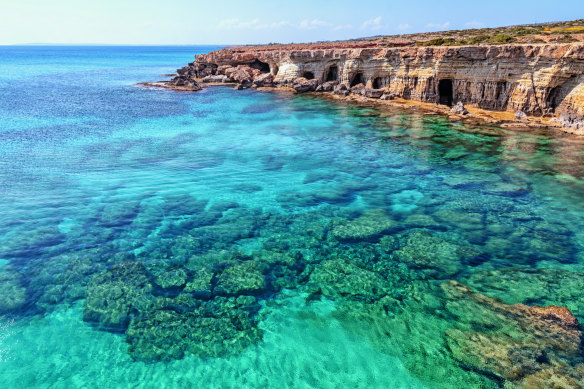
3, 93, 584, 386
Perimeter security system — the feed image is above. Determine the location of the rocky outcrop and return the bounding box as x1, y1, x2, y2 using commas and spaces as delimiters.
170, 41, 584, 133
442, 281, 584, 388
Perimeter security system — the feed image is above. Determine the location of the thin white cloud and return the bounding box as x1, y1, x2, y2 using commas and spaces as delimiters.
464, 21, 485, 29
361, 16, 383, 30
397, 23, 410, 32
217, 18, 349, 32
333, 24, 353, 31
426, 21, 451, 30
299, 19, 333, 30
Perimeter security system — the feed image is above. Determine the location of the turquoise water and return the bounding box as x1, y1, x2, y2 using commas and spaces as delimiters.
1, 46, 584, 388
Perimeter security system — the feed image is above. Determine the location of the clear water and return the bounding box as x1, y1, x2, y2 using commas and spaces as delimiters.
1, 46, 584, 388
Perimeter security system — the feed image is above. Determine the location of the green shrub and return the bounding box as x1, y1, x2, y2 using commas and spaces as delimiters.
488, 34, 515, 44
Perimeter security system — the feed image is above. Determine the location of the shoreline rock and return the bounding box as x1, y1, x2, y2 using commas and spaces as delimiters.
150, 40, 584, 134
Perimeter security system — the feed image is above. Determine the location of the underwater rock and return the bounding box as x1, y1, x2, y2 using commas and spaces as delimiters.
332, 209, 397, 242
0, 225, 66, 257
433, 208, 484, 231
277, 181, 373, 209
465, 268, 584, 319
215, 261, 266, 296
99, 202, 139, 227
231, 183, 263, 193
83, 261, 153, 330
160, 193, 208, 218
126, 295, 262, 361
192, 208, 261, 251
0, 266, 27, 313
390, 189, 424, 213
154, 267, 188, 289
35, 254, 103, 311
308, 258, 391, 303
184, 267, 215, 298
403, 213, 441, 229
392, 230, 472, 277
302, 170, 337, 184
442, 281, 584, 388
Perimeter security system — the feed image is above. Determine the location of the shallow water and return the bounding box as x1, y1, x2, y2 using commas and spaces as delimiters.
1, 46, 584, 388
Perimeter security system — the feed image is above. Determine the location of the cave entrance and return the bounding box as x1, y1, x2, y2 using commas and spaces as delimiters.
250, 59, 271, 73
303, 71, 315, 80
350, 73, 364, 87
438, 79, 453, 106
325, 65, 339, 82
372, 77, 384, 89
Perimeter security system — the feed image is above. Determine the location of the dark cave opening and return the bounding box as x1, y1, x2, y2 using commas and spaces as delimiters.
303, 71, 315, 80
325, 65, 339, 82
350, 73, 364, 87
250, 59, 271, 73
438, 79, 454, 106
372, 77, 383, 89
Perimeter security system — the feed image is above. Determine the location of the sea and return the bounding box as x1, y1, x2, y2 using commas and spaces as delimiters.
0, 45, 583, 388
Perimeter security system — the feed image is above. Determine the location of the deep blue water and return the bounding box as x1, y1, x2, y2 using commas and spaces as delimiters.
0, 46, 584, 388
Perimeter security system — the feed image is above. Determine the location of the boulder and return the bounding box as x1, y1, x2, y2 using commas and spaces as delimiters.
316, 81, 339, 92
515, 110, 528, 120
292, 77, 319, 93
364, 88, 384, 98
253, 73, 274, 87
224, 65, 257, 83
451, 101, 469, 115
201, 75, 231, 83
559, 112, 584, 130
170, 76, 202, 91
380, 93, 396, 100
217, 64, 232, 74
350, 83, 365, 95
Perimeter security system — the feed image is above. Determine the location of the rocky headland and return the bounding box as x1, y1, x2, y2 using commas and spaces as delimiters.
153, 20, 584, 134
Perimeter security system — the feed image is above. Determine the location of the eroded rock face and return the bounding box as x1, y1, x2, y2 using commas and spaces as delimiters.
174, 42, 584, 132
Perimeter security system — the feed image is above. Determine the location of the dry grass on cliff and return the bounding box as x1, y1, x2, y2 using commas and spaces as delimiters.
234, 19, 584, 50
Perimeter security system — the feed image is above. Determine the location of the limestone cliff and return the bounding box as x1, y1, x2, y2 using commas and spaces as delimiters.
172, 42, 584, 133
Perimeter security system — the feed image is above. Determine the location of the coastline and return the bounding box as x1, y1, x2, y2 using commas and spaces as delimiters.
140, 80, 581, 136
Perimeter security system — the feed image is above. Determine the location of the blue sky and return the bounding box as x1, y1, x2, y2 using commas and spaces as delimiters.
0, 0, 582, 45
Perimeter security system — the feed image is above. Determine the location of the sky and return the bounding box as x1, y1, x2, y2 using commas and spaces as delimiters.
0, 0, 582, 45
